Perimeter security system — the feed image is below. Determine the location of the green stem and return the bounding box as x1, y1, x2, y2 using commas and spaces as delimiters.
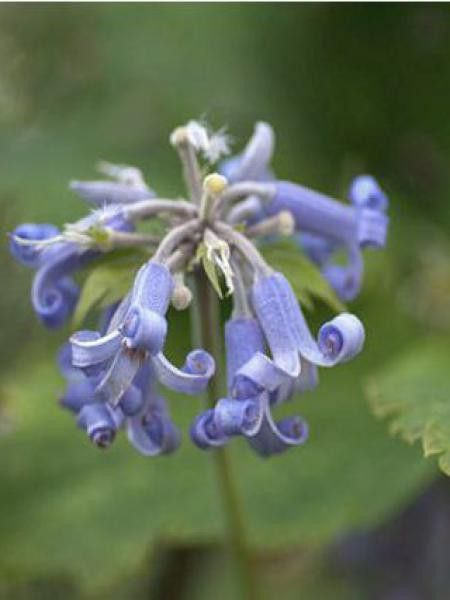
191, 270, 259, 600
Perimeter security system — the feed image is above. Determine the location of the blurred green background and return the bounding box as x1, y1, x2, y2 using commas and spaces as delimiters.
1, 4, 449, 599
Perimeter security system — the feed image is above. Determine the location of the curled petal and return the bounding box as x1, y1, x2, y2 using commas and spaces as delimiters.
70, 181, 153, 206
251, 274, 301, 378
214, 397, 263, 437
31, 245, 84, 328
152, 350, 215, 395
121, 306, 167, 354
127, 406, 180, 456
272, 273, 365, 367
233, 351, 294, 399
59, 378, 96, 413
96, 346, 146, 406
77, 403, 122, 449
249, 410, 309, 457
190, 409, 228, 449
131, 261, 174, 314
317, 313, 365, 364
70, 330, 122, 368
348, 175, 388, 212
9, 223, 59, 268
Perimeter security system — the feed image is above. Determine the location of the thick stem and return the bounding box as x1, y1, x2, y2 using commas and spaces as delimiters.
191, 270, 259, 600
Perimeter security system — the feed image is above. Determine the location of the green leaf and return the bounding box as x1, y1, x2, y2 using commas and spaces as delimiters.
72, 249, 148, 328
366, 339, 450, 476
260, 240, 346, 313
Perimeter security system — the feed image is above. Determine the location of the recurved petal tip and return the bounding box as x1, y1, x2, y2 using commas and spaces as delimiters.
190, 409, 228, 450
349, 175, 388, 212
318, 313, 365, 364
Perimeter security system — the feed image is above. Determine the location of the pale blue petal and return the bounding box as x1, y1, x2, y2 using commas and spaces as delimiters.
9, 223, 60, 268
272, 272, 365, 366
251, 274, 301, 378
96, 346, 146, 406
214, 396, 263, 437
130, 261, 174, 314
225, 317, 265, 393
151, 350, 215, 395
121, 306, 168, 354
70, 330, 122, 368
317, 313, 365, 364
31, 244, 85, 328
190, 409, 228, 449
219, 122, 275, 183
232, 351, 294, 399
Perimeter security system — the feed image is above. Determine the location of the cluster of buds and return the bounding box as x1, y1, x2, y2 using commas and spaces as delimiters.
9, 120, 388, 457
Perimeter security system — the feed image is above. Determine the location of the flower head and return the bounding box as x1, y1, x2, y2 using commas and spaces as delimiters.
10, 119, 388, 457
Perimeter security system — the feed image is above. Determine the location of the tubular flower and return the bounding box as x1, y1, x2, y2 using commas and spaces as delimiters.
9, 118, 388, 457
221, 123, 389, 301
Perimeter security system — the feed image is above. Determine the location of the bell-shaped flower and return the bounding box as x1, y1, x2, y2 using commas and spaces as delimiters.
61, 315, 181, 456
70, 260, 215, 409
252, 272, 365, 369
199, 271, 363, 455
191, 314, 313, 456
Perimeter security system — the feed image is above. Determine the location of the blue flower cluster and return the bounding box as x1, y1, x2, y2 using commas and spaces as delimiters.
9, 121, 388, 457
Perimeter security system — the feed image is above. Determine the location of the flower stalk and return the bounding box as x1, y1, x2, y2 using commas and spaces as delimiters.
192, 269, 258, 600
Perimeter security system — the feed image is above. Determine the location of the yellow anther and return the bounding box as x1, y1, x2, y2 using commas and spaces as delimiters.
203, 173, 228, 197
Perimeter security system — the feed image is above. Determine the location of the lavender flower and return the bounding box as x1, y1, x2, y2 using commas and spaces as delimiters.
221, 123, 389, 301
10, 119, 388, 457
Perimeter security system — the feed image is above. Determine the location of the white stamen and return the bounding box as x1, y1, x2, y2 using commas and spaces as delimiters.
204, 228, 234, 295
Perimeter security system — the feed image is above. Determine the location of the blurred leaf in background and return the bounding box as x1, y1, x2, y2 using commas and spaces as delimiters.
367, 339, 450, 476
